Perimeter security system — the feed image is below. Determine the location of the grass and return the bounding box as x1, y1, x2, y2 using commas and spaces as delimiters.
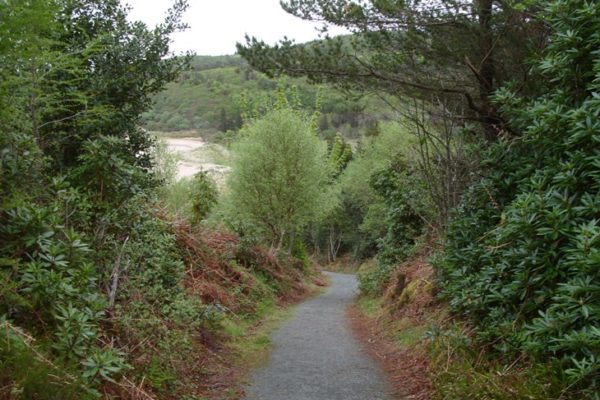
357, 296, 426, 348
232, 281, 327, 362
393, 323, 427, 348
226, 305, 292, 381
426, 321, 572, 400
356, 296, 382, 317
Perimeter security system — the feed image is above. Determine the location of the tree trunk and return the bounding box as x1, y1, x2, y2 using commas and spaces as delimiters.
275, 228, 286, 254
328, 225, 342, 263
287, 230, 295, 255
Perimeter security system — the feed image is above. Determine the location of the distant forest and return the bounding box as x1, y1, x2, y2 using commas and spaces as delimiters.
141, 55, 391, 142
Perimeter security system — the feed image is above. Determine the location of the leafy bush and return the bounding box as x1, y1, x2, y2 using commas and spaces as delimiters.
357, 259, 394, 296
0, 0, 196, 396
356, 153, 427, 295
0, 318, 96, 400
151, 137, 179, 185
73, 136, 143, 206
163, 171, 219, 223
437, 1, 600, 395
190, 171, 219, 223
224, 107, 331, 251
369, 156, 426, 266
0, 187, 129, 390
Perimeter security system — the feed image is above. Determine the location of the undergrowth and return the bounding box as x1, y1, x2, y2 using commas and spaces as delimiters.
437, 2, 600, 396
428, 323, 567, 400
357, 253, 579, 400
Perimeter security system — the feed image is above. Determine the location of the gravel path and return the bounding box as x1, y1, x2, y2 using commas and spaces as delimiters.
244, 272, 392, 400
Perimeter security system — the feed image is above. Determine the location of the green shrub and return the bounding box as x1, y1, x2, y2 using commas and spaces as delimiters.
224, 107, 330, 249
163, 171, 219, 224
357, 259, 393, 296
437, 1, 600, 395
0, 319, 96, 400
291, 240, 311, 271
190, 171, 219, 223
368, 155, 426, 266
356, 154, 426, 295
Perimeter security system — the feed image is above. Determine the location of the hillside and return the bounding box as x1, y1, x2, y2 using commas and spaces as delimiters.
141, 55, 391, 142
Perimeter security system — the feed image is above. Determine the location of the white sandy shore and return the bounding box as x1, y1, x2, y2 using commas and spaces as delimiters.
164, 137, 231, 181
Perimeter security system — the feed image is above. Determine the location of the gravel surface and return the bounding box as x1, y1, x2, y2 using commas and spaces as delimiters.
244, 272, 392, 400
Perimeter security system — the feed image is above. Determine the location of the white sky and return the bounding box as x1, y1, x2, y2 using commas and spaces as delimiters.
125, 0, 347, 56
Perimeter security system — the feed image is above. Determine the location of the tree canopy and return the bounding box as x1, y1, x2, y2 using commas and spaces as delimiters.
237, 0, 547, 139
224, 107, 331, 251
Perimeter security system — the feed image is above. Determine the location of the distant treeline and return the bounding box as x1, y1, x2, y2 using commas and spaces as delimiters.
141, 55, 390, 142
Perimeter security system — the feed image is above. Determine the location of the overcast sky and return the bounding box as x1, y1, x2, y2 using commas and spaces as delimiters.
125, 0, 346, 56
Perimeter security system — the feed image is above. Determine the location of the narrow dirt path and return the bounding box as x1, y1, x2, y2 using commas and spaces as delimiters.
244, 272, 392, 400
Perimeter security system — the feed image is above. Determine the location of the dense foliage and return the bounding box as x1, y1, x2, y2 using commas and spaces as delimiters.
223, 106, 331, 252
238, 0, 600, 397
0, 0, 199, 396
438, 1, 600, 395
315, 122, 423, 260
0, 1, 315, 398
4, 0, 600, 398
